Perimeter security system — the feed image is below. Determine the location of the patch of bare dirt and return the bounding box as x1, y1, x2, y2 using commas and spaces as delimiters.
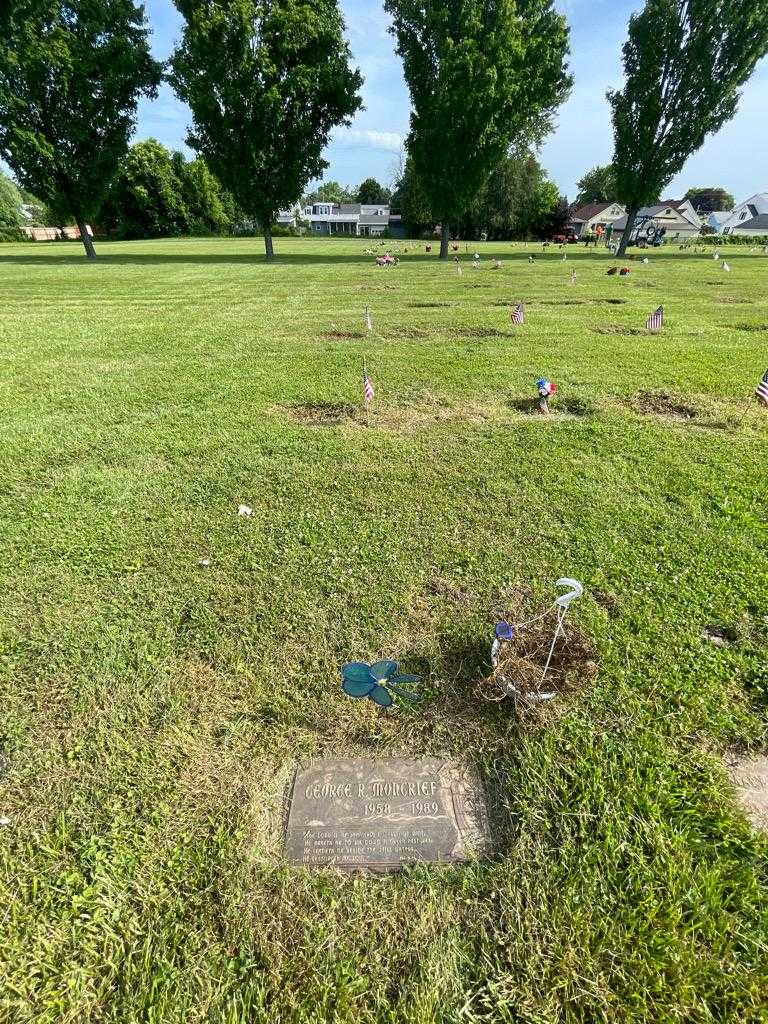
720, 297, 753, 304
508, 396, 596, 418
280, 398, 492, 432
630, 390, 698, 421
455, 327, 514, 339
593, 590, 620, 617
734, 323, 768, 332
726, 754, 768, 833
321, 330, 364, 341
594, 324, 651, 336
702, 625, 738, 647
284, 401, 359, 426
409, 302, 451, 309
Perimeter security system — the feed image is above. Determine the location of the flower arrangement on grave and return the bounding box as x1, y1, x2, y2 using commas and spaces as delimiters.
536, 377, 556, 414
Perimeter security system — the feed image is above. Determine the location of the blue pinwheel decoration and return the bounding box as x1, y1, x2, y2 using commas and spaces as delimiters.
341, 661, 422, 707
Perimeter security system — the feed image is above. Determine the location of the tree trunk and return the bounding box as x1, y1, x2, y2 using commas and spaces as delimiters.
617, 204, 639, 258
77, 219, 96, 260
440, 222, 450, 260
264, 223, 275, 260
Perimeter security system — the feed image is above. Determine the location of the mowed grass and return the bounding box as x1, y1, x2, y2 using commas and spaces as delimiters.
1, 236, 767, 1023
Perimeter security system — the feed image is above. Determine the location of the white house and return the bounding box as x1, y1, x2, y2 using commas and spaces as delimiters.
612, 200, 701, 243
568, 201, 626, 238
725, 213, 768, 237
278, 202, 393, 237
721, 192, 768, 234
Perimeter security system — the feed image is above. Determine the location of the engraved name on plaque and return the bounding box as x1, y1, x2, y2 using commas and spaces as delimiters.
285, 758, 490, 870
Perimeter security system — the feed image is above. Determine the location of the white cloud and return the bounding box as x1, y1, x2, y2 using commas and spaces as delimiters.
334, 128, 404, 152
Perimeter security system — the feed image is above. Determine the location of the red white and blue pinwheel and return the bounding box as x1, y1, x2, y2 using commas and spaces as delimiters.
341, 661, 421, 707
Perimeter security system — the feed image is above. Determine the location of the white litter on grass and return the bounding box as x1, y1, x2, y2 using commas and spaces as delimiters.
642, 257, 649, 264
198, 558, 211, 568
237, 505, 254, 517
0, 816, 11, 827
722, 261, 731, 272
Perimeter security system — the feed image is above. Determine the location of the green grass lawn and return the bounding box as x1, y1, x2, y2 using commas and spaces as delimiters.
1, 236, 767, 1023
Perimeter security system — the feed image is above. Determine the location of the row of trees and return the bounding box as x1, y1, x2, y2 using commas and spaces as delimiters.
1, 1, 768, 260
393, 150, 567, 240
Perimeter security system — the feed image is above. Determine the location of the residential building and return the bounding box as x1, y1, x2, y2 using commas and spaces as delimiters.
612, 201, 701, 243
721, 192, 768, 234
707, 210, 732, 233
278, 202, 393, 236
725, 213, 768, 237
568, 201, 626, 238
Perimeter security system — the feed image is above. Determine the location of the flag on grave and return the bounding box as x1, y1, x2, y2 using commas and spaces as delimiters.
511, 302, 525, 325
646, 306, 664, 331
756, 369, 768, 406
364, 367, 375, 403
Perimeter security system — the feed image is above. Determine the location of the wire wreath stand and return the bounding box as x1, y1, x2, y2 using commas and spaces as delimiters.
484, 579, 584, 714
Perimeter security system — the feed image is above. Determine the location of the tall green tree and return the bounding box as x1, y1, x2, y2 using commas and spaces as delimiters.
310, 181, 356, 204
170, 0, 363, 260
0, 0, 161, 258
391, 155, 433, 235
456, 150, 561, 239
684, 186, 736, 213
574, 164, 617, 207
384, 0, 572, 258
356, 177, 388, 205
101, 139, 190, 239
0, 171, 23, 238
608, 0, 768, 256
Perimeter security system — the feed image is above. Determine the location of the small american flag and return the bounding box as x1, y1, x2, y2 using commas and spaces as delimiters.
646, 306, 664, 331
756, 369, 768, 405
364, 307, 373, 332
569, 269, 577, 285
364, 368, 375, 403
511, 302, 525, 325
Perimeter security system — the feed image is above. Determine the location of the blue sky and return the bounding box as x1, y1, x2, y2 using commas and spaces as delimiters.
138, 0, 768, 202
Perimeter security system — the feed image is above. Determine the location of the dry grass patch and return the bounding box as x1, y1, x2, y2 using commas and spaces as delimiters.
594, 324, 652, 336
629, 390, 699, 421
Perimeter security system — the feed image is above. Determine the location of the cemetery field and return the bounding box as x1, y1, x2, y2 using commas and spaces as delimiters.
2, 236, 768, 1023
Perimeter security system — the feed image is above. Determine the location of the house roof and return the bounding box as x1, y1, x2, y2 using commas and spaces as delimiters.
732, 214, 768, 231
611, 204, 690, 230
569, 202, 616, 223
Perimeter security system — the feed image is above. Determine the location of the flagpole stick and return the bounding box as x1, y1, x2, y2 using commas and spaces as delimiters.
364, 356, 371, 428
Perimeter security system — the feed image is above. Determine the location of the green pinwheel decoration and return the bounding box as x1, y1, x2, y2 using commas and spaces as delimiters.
341, 661, 421, 707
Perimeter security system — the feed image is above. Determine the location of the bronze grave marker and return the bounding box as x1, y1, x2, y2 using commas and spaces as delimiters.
285, 758, 490, 870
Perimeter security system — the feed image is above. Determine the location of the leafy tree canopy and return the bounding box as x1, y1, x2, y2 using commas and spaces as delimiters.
684, 186, 736, 213
608, 0, 768, 254
0, 170, 23, 230
101, 139, 239, 239
457, 150, 564, 239
0, 0, 161, 257
309, 181, 357, 204
385, 0, 572, 256
574, 164, 617, 207
356, 177, 390, 204
170, 0, 363, 258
